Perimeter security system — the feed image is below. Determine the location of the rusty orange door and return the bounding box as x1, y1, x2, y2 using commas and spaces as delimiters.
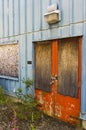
35, 38, 81, 124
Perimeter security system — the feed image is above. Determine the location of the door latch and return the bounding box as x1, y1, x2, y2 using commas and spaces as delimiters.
51, 75, 58, 80
50, 80, 54, 85
50, 75, 58, 85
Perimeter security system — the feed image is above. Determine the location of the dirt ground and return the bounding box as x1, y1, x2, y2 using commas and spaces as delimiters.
0, 102, 83, 130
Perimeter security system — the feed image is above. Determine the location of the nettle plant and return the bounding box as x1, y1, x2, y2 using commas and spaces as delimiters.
15, 78, 39, 130
15, 78, 36, 106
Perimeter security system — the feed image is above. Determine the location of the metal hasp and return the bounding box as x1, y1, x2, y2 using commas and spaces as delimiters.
51, 75, 58, 80
50, 75, 58, 85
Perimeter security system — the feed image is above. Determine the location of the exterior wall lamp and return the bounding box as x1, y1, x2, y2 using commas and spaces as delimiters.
44, 3, 61, 24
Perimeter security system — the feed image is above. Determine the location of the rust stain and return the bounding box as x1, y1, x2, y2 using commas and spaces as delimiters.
36, 85, 80, 124
55, 88, 80, 124
36, 88, 54, 116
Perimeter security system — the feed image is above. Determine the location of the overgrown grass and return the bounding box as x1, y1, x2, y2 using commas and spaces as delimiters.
0, 85, 42, 130
0, 86, 8, 104
14, 102, 41, 121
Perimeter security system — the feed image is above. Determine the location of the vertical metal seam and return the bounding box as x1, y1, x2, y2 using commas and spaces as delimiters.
40, 0, 42, 39
18, 0, 20, 34
72, 0, 74, 35
25, 0, 27, 33
40, 0, 42, 30
2, 0, 4, 37
69, 0, 72, 36
72, 0, 74, 23
25, 35, 27, 79
18, 0, 21, 88
32, 0, 34, 35
18, 40, 21, 88
32, 0, 35, 97
13, 0, 15, 35
60, 0, 62, 37
49, 0, 52, 5
25, 0, 27, 79
7, 0, 9, 36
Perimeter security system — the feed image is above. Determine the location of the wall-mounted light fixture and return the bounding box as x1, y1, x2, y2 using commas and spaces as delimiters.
44, 3, 61, 24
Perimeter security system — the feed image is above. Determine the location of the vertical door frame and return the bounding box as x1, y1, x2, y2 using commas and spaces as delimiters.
78, 37, 82, 98
52, 40, 58, 114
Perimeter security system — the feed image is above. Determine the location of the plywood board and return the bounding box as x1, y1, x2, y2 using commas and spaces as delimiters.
0, 44, 19, 77
58, 38, 78, 97
35, 42, 51, 92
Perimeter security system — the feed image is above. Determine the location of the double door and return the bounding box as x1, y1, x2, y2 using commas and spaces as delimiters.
35, 37, 81, 124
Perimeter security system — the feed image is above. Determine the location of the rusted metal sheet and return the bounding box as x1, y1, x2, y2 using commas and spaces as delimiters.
35, 42, 51, 92
0, 44, 18, 77
58, 38, 78, 97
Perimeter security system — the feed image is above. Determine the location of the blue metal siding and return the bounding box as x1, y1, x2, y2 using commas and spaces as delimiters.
27, 0, 33, 32
61, 0, 70, 25
0, 1, 3, 37
9, 0, 14, 36
34, 0, 41, 31
2, 0, 4, 37
0, 0, 86, 119
41, 0, 50, 30
20, 0, 25, 33
4, 0, 8, 37
14, 0, 19, 35
0, 0, 85, 38
73, 0, 84, 22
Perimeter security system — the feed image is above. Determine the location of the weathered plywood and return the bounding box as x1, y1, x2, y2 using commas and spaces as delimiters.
58, 38, 78, 97
0, 44, 18, 77
35, 42, 51, 92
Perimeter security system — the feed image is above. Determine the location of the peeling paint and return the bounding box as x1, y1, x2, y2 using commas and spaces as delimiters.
49, 98, 53, 116
38, 92, 44, 105
71, 104, 75, 108
55, 105, 62, 118
36, 86, 80, 124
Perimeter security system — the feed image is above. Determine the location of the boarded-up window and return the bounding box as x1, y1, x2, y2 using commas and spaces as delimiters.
35, 42, 51, 92
58, 38, 78, 97
0, 44, 19, 78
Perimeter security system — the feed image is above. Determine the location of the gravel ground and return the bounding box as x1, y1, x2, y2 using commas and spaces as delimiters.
36, 116, 76, 130
0, 104, 83, 130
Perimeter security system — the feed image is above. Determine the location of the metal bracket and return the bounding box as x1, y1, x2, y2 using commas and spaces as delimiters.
51, 75, 58, 80
50, 75, 58, 85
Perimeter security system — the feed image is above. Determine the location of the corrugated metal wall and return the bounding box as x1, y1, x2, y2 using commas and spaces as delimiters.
0, 0, 86, 119
0, 0, 85, 39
